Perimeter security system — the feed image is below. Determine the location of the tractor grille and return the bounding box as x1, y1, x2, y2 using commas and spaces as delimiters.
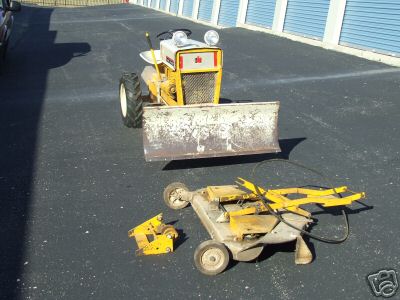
182, 72, 217, 104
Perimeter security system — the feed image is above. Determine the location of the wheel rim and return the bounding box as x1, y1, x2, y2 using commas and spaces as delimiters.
120, 84, 127, 117
200, 247, 225, 272
169, 188, 187, 208
162, 226, 178, 239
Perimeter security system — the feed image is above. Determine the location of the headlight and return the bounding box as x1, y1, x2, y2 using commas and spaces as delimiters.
172, 31, 188, 47
204, 30, 219, 46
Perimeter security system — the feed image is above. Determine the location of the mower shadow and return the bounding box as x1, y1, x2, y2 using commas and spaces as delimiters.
163, 137, 306, 170
173, 229, 188, 251
226, 258, 239, 272
311, 202, 373, 217
165, 220, 188, 250
249, 237, 316, 264
254, 241, 297, 263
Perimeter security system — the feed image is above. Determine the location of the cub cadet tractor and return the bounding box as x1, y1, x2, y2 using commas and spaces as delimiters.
119, 29, 280, 161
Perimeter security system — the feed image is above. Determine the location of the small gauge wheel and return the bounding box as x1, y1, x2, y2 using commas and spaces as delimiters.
194, 240, 230, 276
159, 224, 178, 239
163, 182, 190, 210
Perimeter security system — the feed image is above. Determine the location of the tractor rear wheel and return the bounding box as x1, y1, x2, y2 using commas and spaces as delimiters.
119, 73, 143, 128
194, 240, 230, 276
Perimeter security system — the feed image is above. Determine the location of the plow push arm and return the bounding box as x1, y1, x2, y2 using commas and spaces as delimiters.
224, 178, 366, 219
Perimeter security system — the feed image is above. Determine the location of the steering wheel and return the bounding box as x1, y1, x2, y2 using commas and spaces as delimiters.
156, 29, 192, 40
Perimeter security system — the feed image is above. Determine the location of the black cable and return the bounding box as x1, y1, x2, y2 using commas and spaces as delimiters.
250, 159, 350, 244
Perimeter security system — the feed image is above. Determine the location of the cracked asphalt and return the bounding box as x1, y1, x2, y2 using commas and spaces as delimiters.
1, 4, 399, 300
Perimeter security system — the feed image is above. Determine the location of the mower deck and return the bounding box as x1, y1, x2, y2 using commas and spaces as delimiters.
190, 190, 311, 262
163, 179, 365, 275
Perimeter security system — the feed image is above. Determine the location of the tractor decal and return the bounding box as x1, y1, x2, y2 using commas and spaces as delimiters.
166, 56, 175, 67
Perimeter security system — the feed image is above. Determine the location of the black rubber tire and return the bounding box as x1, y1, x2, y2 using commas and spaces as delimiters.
163, 182, 190, 210
119, 73, 143, 128
194, 240, 230, 276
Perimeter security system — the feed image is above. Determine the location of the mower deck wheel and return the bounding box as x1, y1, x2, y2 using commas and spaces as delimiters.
163, 182, 190, 210
194, 240, 230, 276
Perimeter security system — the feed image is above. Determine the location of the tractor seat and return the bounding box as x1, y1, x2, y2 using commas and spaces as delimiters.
139, 50, 162, 64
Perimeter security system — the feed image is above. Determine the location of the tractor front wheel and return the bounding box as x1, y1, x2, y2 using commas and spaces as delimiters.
119, 73, 143, 128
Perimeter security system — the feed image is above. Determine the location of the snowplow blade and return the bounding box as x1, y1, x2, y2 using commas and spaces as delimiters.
142, 102, 280, 161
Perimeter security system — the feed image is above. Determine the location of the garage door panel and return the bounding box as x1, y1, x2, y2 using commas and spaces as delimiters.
344, 10, 400, 20
182, 0, 194, 17
170, 0, 179, 14
159, 0, 167, 10
245, 0, 276, 28
198, 0, 213, 22
218, 0, 240, 27
341, 24, 400, 38
340, 0, 400, 56
283, 0, 330, 40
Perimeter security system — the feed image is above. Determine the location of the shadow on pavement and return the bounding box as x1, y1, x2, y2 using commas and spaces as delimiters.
0, 5, 90, 299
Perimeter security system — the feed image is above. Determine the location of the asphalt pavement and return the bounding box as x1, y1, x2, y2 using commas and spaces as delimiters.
1, 4, 400, 300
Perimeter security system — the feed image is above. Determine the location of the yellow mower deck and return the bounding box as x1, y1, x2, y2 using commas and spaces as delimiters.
163, 179, 366, 275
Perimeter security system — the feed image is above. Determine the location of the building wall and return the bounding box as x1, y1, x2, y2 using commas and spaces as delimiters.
131, 0, 400, 66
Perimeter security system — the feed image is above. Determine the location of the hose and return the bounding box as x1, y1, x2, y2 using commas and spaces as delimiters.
251, 159, 349, 244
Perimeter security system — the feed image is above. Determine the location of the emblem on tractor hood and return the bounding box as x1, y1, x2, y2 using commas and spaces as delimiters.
195, 56, 202, 64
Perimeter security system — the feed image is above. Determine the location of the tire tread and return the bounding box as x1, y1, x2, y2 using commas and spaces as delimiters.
120, 72, 143, 128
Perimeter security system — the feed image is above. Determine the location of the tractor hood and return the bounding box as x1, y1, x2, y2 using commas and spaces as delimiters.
160, 39, 219, 70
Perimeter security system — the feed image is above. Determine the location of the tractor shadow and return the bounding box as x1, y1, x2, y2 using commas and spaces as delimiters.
219, 98, 252, 104
163, 137, 306, 170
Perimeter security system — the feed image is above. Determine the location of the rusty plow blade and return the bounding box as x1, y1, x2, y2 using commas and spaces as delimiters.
142, 102, 281, 161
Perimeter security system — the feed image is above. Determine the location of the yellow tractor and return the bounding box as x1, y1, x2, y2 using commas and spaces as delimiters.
119, 29, 280, 161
